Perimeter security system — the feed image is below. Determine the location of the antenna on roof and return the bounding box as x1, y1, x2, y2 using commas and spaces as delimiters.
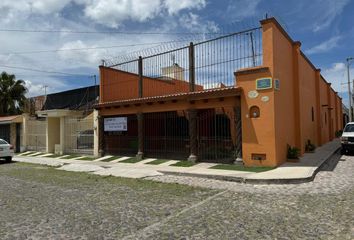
171, 54, 176, 65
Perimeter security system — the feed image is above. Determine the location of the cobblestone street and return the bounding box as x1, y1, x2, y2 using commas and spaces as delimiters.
0, 153, 353, 239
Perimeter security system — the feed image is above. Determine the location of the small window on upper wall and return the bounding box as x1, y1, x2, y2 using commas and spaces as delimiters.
249, 106, 260, 118
311, 107, 314, 122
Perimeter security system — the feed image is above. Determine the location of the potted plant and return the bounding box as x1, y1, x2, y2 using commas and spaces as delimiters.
305, 139, 316, 153
287, 144, 300, 162
335, 130, 343, 138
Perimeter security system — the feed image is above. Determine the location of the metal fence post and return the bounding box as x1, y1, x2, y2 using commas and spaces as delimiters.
189, 42, 195, 92
138, 56, 143, 98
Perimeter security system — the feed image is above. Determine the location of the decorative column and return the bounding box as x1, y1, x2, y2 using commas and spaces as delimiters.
60, 117, 65, 155
136, 112, 144, 160
188, 109, 198, 162
93, 109, 99, 157
98, 115, 105, 157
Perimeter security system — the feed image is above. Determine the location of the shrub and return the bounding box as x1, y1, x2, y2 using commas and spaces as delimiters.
287, 144, 300, 159
335, 130, 343, 138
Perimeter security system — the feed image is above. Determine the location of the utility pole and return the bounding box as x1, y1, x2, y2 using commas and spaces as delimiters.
90, 75, 98, 100
42, 85, 48, 96
347, 57, 354, 122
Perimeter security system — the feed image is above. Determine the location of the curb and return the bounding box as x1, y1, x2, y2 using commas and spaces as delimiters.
159, 171, 244, 183
244, 146, 341, 185
161, 146, 341, 185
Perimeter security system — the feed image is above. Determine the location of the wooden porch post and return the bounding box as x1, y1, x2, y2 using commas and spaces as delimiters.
136, 112, 144, 160
188, 109, 198, 162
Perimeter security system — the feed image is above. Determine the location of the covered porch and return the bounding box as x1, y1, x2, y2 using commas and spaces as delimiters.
96, 87, 242, 163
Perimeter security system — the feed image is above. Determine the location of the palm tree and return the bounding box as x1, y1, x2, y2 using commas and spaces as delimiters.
0, 71, 28, 115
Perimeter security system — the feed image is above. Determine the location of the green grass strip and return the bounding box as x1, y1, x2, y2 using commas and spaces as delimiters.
210, 164, 275, 172
46, 154, 63, 158
119, 157, 143, 163
171, 161, 196, 167
20, 152, 38, 156
60, 155, 81, 159
77, 157, 97, 161
100, 156, 122, 162
145, 159, 170, 165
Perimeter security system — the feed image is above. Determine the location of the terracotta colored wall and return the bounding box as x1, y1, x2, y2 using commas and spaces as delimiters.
236, 18, 343, 167
269, 21, 297, 164
235, 67, 277, 167
99, 66, 202, 103
298, 54, 317, 151
319, 78, 330, 144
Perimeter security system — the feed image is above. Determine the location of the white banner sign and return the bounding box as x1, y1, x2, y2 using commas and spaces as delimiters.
104, 117, 127, 131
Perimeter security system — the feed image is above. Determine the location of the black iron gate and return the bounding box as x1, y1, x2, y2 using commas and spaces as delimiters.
144, 111, 189, 159
0, 124, 10, 143
104, 114, 138, 156
197, 109, 235, 163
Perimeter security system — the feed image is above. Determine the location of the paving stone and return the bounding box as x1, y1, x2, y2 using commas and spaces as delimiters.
1, 153, 353, 239
93, 155, 113, 162
57, 164, 105, 172
110, 156, 131, 163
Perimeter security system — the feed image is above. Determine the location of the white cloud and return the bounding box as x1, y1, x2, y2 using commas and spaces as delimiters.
312, 0, 350, 32
58, 40, 107, 65
0, 0, 209, 96
179, 13, 219, 33
0, 0, 72, 16
83, 0, 207, 28
322, 62, 354, 94
226, 0, 261, 21
84, 0, 162, 28
0, 0, 208, 28
164, 0, 206, 15
22, 76, 69, 97
306, 36, 342, 55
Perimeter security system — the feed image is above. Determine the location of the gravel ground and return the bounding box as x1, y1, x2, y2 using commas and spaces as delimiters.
0, 163, 216, 239
0, 153, 353, 239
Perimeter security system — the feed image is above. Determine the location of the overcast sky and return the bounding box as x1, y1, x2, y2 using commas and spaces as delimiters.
0, 0, 353, 106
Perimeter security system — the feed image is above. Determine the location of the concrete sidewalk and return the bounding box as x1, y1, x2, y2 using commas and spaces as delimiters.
244, 139, 341, 183
13, 139, 340, 184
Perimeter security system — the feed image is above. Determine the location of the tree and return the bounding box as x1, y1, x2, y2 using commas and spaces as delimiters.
0, 71, 28, 115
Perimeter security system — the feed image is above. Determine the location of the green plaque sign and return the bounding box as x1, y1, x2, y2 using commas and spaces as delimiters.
256, 77, 272, 90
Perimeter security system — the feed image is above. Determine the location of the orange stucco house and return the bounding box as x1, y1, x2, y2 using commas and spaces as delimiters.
95, 17, 342, 167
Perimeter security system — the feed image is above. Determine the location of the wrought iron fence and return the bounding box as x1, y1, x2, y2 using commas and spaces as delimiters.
27, 118, 46, 151
104, 114, 138, 156
102, 109, 238, 163
108, 27, 262, 97
64, 115, 94, 155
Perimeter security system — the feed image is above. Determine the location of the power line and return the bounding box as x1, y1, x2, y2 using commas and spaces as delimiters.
0, 64, 92, 76
0, 28, 223, 35
2, 39, 203, 55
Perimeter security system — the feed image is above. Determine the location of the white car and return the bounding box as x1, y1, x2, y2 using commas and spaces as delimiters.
340, 122, 354, 154
0, 139, 14, 162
